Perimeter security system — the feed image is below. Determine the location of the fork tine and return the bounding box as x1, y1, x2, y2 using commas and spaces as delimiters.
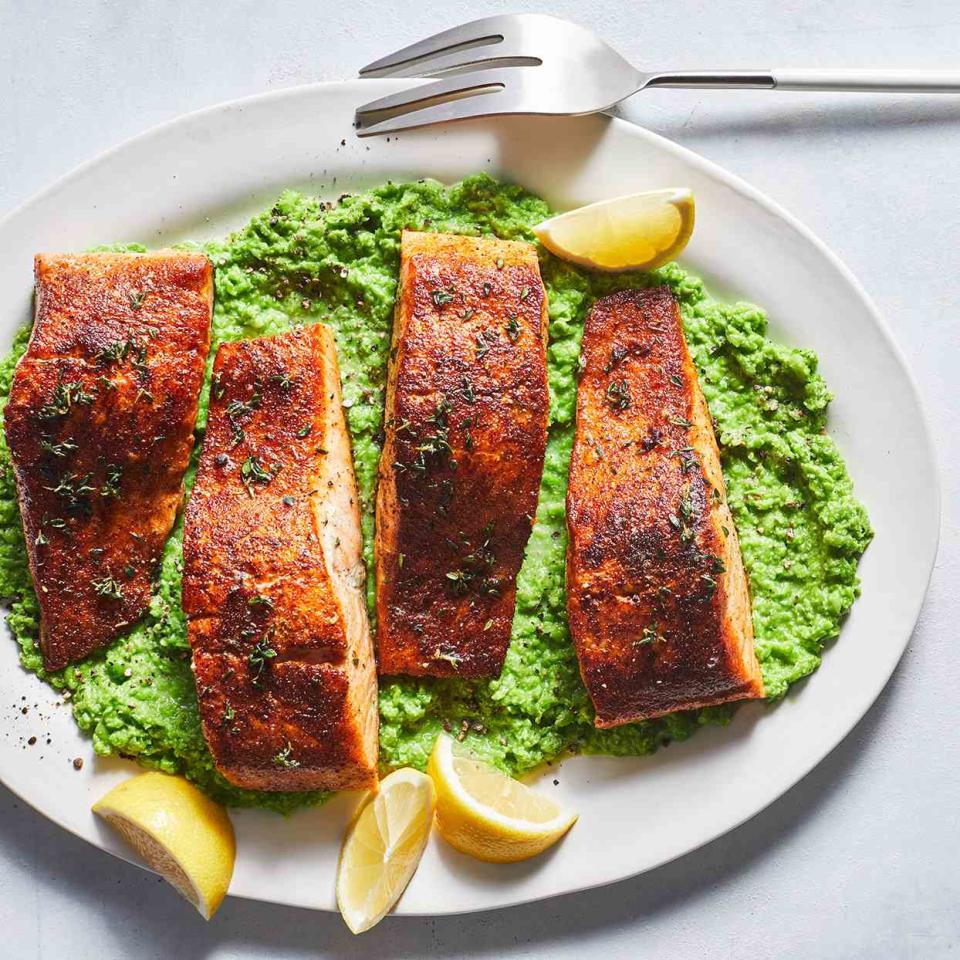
360, 42, 538, 80
355, 87, 518, 137
358, 16, 510, 77
355, 72, 509, 119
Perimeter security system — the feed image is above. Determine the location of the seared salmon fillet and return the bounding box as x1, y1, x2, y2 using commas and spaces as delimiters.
375, 231, 549, 678
566, 287, 764, 727
4, 252, 212, 670
182, 325, 378, 792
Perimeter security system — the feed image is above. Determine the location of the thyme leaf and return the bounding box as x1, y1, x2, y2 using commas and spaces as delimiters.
92, 575, 124, 601
430, 289, 455, 308
39, 382, 96, 420
248, 639, 277, 681
606, 379, 631, 411
241, 455, 278, 495
273, 741, 301, 768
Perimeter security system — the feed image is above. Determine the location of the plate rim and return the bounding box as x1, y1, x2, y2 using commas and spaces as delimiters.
0, 78, 942, 915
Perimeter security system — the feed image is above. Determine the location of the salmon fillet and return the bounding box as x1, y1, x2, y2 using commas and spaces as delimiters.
566, 287, 764, 727
375, 231, 549, 678
182, 325, 378, 792
4, 252, 212, 670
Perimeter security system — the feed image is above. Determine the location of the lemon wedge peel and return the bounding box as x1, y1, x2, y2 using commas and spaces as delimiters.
92, 771, 236, 920
336, 767, 436, 935
533, 188, 695, 273
428, 733, 578, 864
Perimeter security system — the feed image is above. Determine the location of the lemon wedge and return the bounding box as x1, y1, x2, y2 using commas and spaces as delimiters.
336, 768, 436, 934
92, 771, 235, 919
533, 188, 695, 272
427, 733, 577, 863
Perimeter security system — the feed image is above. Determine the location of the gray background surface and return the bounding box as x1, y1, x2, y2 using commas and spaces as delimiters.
1, 1, 958, 957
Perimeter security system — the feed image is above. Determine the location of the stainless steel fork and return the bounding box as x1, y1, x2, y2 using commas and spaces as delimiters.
356, 14, 960, 136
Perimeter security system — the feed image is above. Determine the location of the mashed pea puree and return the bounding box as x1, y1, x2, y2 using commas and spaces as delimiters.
0, 176, 871, 812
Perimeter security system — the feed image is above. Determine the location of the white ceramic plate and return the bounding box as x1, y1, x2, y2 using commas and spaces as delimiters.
0, 80, 939, 915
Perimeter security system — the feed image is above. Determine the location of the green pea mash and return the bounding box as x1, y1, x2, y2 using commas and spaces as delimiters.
0, 175, 872, 813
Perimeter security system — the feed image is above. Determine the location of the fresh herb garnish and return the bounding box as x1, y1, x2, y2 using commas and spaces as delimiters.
46, 472, 95, 514
248, 639, 277, 681
101, 464, 122, 499
96, 340, 130, 364
39, 382, 96, 420
445, 522, 498, 597
40, 437, 78, 458
409, 397, 453, 475
430, 289, 455, 308
128, 289, 149, 310
227, 396, 262, 420
675, 490, 697, 542
475, 329, 497, 360
606, 379, 631, 411
433, 646, 463, 669
636, 625, 662, 647
92, 575, 124, 601
273, 741, 300, 768
604, 345, 627, 374
240, 455, 277, 495
505, 315, 521, 343
671, 446, 699, 474
227, 393, 262, 444
131, 342, 149, 376
706, 553, 726, 574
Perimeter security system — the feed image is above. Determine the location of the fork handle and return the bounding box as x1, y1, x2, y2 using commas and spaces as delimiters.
774, 69, 960, 92
646, 69, 960, 93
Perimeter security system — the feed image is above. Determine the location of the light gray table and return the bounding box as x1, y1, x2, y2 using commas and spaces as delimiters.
1, 1, 958, 957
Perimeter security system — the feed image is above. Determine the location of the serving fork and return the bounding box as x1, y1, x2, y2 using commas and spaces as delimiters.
356, 14, 960, 136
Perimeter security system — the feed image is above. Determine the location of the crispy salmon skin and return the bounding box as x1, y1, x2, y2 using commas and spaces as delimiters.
375, 231, 549, 678
4, 252, 212, 670
566, 287, 764, 727
182, 325, 378, 792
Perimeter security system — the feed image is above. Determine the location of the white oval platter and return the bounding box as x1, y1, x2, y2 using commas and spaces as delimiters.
0, 80, 939, 915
